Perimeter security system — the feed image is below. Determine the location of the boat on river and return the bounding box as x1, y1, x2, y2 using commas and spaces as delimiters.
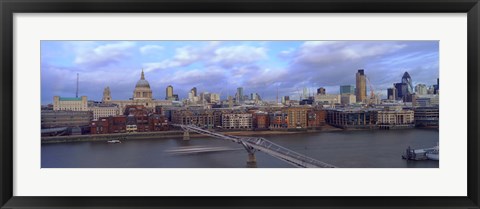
402, 145, 439, 161
107, 139, 122, 144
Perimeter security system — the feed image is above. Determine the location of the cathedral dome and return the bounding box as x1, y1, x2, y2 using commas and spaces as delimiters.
135, 79, 150, 88
133, 69, 153, 100
135, 70, 151, 89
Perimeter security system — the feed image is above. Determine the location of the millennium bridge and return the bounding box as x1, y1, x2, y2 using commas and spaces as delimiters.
172, 124, 337, 168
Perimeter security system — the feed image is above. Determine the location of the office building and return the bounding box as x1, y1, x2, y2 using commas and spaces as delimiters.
317, 87, 326, 95
340, 85, 355, 95
166, 85, 174, 100
53, 96, 88, 111
415, 84, 428, 95
355, 69, 367, 103
387, 88, 397, 100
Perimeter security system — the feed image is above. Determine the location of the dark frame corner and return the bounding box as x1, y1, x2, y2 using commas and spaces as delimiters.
1, 0, 479, 208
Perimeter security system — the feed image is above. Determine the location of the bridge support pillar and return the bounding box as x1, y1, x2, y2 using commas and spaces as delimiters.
246, 153, 257, 168
183, 130, 190, 141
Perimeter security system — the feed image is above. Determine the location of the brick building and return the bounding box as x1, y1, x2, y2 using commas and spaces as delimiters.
307, 109, 327, 128
90, 116, 127, 134
252, 111, 269, 130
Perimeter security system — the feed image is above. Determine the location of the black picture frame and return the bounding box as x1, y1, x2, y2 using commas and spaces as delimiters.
1, 0, 479, 208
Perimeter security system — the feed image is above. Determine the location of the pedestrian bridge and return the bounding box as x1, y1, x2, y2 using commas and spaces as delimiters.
172, 124, 337, 168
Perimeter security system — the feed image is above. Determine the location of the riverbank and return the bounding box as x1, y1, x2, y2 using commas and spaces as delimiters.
41, 125, 343, 144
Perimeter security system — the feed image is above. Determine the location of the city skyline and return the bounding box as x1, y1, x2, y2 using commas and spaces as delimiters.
41, 40, 439, 104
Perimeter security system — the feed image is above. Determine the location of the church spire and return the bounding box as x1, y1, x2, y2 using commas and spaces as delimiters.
141, 69, 145, 80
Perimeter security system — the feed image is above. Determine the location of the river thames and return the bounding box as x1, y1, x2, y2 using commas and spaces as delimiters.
41, 129, 439, 168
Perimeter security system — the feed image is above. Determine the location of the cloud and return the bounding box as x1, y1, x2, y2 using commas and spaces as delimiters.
140, 45, 164, 55
292, 41, 406, 66
142, 42, 267, 72
211, 45, 268, 68
169, 68, 227, 85
143, 46, 202, 72
74, 41, 136, 67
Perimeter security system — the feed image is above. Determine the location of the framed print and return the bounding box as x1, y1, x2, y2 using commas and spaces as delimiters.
1, 0, 479, 208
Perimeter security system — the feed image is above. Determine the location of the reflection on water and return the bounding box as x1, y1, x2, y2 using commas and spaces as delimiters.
41, 129, 439, 168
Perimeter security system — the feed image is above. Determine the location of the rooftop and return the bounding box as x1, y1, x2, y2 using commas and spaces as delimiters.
59, 97, 82, 101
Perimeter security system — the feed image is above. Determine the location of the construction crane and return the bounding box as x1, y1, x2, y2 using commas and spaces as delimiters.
365, 76, 378, 105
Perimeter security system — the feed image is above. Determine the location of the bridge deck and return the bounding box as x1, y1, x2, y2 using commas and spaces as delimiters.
175, 124, 336, 168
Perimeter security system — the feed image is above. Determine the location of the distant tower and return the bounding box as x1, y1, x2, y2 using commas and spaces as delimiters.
317, 87, 326, 95
228, 96, 233, 108
387, 87, 397, 100
191, 87, 197, 97
102, 86, 112, 103
355, 69, 367, 103
76, 73, 79, 98
166, 85, 174, 100
236, 87, 244, 103
402, 71, 413, 94
340, 85, 355, 95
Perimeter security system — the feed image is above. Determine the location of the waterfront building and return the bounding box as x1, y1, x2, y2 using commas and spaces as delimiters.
124, 105, 150, 132
41, 110, 93, 129
222, 113, 253, 129
415, 84, 428, 95
326, 108, 377, 129
172, 109, 215, 129
340, 94, 356, 105
149, 113, 169, 132
286, 107, 309, 129
53, 96, 88, 111
166, 85, 174, 100
88, 103, 120, 120
355, 69, 367, 103
340, 85, 355, 95
90, 115, 127, 134
269, 111, 288, 129
414, 107, 439, 128
315, 94, 341, 105
307, 109, 327, 128
317, 87, 326, 95
377, 106, 415, 129
253, 111, 270, 130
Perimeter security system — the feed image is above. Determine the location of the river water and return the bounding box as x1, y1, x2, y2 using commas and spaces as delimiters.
41, 129, 439, 168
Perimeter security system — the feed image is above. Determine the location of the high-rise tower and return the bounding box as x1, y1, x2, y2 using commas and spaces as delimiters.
355, 69, 367, 103
191, 87, 197, 97
402, 71, 413, 94
166, 85, 174, 100
102, 86, 111, 103
236, 87, 244, 103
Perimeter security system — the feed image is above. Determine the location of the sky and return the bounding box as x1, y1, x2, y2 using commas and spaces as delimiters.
41, 40, 439, 105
